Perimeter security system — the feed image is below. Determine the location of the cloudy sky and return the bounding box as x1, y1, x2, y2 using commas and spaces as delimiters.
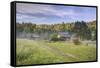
16, 3, 96, 24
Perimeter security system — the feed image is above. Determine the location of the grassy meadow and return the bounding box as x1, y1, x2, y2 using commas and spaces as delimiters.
16, 39, 96, 65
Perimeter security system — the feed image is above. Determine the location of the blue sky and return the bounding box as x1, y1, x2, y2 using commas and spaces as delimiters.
16, 3, 96, 24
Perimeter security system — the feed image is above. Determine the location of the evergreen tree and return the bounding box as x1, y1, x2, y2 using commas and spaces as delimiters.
73, 21, 92, 40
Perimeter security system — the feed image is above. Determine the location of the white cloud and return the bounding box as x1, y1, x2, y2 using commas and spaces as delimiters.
16, 3, 77, 19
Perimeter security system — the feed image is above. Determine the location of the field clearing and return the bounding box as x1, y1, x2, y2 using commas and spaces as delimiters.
16, 39, 96, 65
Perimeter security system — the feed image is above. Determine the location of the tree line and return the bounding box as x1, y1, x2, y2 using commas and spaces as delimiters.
16, 20, 96, 40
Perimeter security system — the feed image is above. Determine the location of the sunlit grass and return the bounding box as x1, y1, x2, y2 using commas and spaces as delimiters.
16, 39, 96, 65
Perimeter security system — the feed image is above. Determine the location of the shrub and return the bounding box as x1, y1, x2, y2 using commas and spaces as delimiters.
50, 33, 60, 41
73, 38, 81, 45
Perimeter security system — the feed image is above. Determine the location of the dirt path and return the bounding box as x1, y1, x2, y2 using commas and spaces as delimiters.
38, 42, 79, 60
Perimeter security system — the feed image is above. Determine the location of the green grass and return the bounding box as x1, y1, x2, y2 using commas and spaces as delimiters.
16, 39, 96, 65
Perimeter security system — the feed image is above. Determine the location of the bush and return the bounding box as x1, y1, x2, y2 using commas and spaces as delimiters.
73, 38, 81, 45
50, 33, 60, 41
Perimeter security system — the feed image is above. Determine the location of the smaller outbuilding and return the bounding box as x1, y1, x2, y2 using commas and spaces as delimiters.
58, 32, 71, 41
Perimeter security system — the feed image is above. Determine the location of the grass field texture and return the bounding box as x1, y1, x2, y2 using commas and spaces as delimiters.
16, 39, 96, 65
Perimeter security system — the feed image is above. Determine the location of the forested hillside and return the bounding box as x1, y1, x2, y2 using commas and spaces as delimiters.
16, 20, 96, 33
